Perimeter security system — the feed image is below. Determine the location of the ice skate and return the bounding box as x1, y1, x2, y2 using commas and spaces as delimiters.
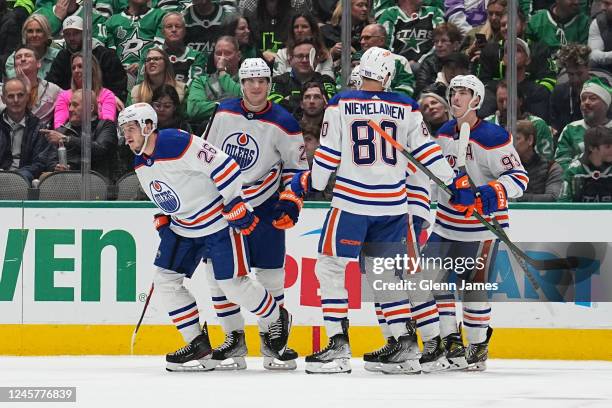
166, 323, 212, 372
200, 330, 247, 371
259, 332, 298, 370
466, 327, 493, 372
363, 337, 396, 372
379, 330, 422, 375
443, 331, 468, 370
267, 307, 292, 354
305, 320, 351, 374
419, 335, 450, 373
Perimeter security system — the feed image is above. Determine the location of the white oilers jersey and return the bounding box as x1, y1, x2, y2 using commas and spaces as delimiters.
206, 99, 308, 207
434, 119, 529, 241
312, 90, 454, 216
406, 165, 432, 225
134, 129, 244, 238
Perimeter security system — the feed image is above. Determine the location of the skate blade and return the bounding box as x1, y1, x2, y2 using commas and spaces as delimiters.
466, 361, 487, 372
201, 356, 247, 371
263, 356, 297, 371
305, 359, 351, 374
364, 361, 383, 372
165, 360, 215, 372
447, 356, 468, 371
381, 360, 422, 375
421, 356, 450, 373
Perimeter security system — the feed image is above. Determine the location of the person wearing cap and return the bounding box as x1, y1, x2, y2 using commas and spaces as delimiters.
555, 77, 612, 171
419, 86, 450, 134
559, 126, 612, 202
46, 16, 128, 102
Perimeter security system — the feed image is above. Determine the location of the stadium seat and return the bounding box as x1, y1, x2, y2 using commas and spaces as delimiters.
0, 171, 31, 200
37, 171, 109, 201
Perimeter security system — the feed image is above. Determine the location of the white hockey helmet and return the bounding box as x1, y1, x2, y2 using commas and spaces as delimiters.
117, 102, 158, 156
359, 47, 396, 89
446, 74, 485, 117
238, 57, 271, 96
350, 64, 362, 90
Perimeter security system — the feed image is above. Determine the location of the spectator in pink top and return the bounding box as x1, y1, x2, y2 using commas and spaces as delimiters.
53, 53, 116, 129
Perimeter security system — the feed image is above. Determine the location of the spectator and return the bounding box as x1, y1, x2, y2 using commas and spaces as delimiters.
419, 87, 451, 134
358, 23, 416, 96
555, 77, 612, 171
300, 120, 334, 201
246, 0, 293, 64
154, 12, 207, 87
0, 0, 20, 75
153, 84, 192, 132
4, 15, 60, 80
46, 16, 128, 102
526, 0, 590, 52
34, 0, 106, 40
269, 38, 336, 117
105, 0, 165, 80
53, 54, 116, 129
551, 43, 592, 133
513, 120, 563, 202
485, 81, 554, 160
10, 46, 61, 127
559, 126, 612, 202
224, 14, 261, 60
379, 0, 445, 67
299, 81, 327, 130
416, 22, 463, 97
41, 90, 118, 181
429, 51, 470, 94
129, 48, 187, 106
321, 0, 371, 61
273, 13, 333, 79
186, 36, 242, 124
374, 0, 444, 19
589, 0, 612, 71
444, 0, 490, 36
478, 10, 557, 93
0, 77, 51, 183
183, 0, 232, 58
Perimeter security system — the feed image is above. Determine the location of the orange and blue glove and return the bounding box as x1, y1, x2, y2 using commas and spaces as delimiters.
222, 197, 259, 235
290, 170, 312, 198
272, 190, 304, 230
447, 173, 477, 217
474, 181, 508, 215
153, 213, 170, 236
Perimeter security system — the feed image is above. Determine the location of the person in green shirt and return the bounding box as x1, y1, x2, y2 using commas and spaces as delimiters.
186, 36, 242, 127
526, 0, 590, 52
560, 126, 612, 202
555, 77, 612, 171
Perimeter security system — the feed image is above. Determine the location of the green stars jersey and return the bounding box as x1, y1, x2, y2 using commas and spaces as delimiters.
105, 8, 165, 66
137, 46, 207, 86
182, 4, 230, 57
526, 9, 590, 52
555, 119, 612, 171
34, 4, 106, 41
560, 160, 612, 202
378, 6, 445, 63
485, 113, 555, 160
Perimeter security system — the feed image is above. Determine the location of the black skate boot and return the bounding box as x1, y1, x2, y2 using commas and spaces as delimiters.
259, 332, 298, 370
379, 324, 422, 375
363, 337, 396, 372
166, 323, 212, 372
200, 330, 247, 371
466, 327, 493, 371
443, 331, 468, 370
267, 307, 292, 354
419, 335, 450, 373
305, 319, 351, 374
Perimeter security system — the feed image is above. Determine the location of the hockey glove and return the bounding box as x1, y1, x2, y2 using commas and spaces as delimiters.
222, 196, 259, 235
272, 190, 304, 229
290, 170, 312, 198
447, 173, 477, 217
153, 213, 171, 235
474, 181, 508, 216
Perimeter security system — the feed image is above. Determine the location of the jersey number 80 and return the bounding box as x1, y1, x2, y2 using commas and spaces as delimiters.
351, 120, 397, 166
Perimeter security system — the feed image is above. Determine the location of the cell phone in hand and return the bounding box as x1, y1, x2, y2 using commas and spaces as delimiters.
475, 33, 487, 47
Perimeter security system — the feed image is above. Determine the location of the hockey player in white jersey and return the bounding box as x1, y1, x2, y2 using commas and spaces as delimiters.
118, 103, 291, 371
202, 58, 308, 370
427, 75, 529, 371
290, 47, 459, 374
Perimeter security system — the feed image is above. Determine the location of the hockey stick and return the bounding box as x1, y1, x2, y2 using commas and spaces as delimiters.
202, 103, 220, 141
130, 282, 154, 354
367, 119, 578, 272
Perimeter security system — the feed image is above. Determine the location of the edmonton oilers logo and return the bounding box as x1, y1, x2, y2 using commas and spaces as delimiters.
149, 180, 181, 213
222, 132, 259, 171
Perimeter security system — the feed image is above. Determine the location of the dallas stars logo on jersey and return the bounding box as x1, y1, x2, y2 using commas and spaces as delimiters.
105, 8, 165, 65
379, 6, 444, 62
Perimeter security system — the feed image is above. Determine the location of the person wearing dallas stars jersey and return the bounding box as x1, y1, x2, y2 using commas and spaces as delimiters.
202, 58, 308, 371
428, 75, 529, 371
117, 102, 292, 371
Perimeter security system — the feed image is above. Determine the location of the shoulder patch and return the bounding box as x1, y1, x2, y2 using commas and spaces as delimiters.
470, 121, 511, 149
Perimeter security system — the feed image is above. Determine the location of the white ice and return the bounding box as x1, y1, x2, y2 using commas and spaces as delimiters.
1, 357, 611, 408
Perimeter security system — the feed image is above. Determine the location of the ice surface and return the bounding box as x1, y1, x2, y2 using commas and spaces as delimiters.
0, 357, 611, 408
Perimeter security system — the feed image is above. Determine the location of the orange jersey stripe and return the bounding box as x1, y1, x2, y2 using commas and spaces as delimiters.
244, 170, 278, 195
412, 308, 438, 320
172, 309, 198, 323
323, 208, 339, 256
315, 150, 341, 164
383, 308, 411, 317
174, 204, 223, 226
213, 162, 239, 184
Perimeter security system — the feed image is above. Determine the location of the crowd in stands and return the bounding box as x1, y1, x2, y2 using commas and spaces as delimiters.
1, 0, 612, 203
